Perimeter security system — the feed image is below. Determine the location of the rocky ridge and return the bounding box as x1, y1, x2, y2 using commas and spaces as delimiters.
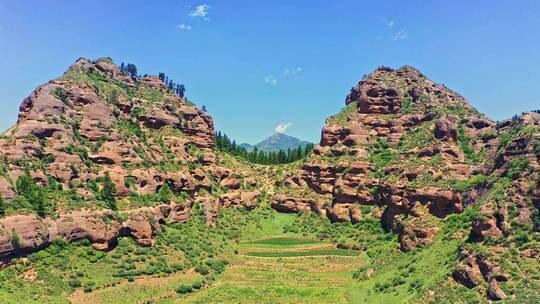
271, 66, 540, 300
0, 58, 260, 262
0, 60, 538, 301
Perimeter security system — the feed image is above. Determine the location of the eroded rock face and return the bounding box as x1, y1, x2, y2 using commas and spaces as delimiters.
452, 249, 509, 300
434, 115, 458, 141
0, 58, 216, 201
52, 210, 122, 250
273, 65, 497, 254
0, 57, 262, 264
0, 203, 194, 261
271, 194, 329, 215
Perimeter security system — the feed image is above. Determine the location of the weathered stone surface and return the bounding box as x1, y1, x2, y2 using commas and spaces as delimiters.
398, 223, 438, 251
0, 177, 15, 200
487, 280, 507, 301
0, 215, 50, 257
220, 191, 260, 209
434, 115, 458, 141
0, 201, 228, 261
271, 194, 329, 215
0, 57, 218, 201
137, 108, 180, 129
52, 210, 121, 250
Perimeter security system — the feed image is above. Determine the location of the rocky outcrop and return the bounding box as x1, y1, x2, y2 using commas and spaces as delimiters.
397, 223, 438, 251
271, 194, 329, 215
434, 115, 458, 141
273, 65, 494, 254
0, 58, 217, 201
219, 191, 260, 209
0, 202, 195, 262
452, 249, 509, 300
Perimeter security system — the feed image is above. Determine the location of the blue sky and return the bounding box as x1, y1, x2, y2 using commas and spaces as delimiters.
0, 1, 539, 144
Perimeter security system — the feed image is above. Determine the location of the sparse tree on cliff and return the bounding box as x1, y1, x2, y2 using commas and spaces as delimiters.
0, 196, 5, 217
126, 63, 138, 78
15, 167, 48, 217
99, 172, 117, 210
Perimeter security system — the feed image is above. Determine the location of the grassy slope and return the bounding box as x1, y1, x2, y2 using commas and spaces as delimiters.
1, 201, 537, 303
177, 214, 364, 304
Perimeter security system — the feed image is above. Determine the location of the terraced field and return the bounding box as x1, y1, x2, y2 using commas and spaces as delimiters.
176, 235, 363, 303
68, 213, 364, 304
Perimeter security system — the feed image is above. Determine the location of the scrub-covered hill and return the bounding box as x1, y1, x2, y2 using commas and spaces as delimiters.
0, 60, 538, 303
272, 66, 540, 302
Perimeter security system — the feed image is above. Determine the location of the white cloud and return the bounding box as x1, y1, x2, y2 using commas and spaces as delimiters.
189, 4, 210, 20
388, 20, 395, 27
283, 67, 302, 79
275, 123, 292, 133
177, 24, 192, 30
264, 75, 278, 85
392, 30, 408, 41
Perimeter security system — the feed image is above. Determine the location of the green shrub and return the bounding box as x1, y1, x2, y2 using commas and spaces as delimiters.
195, 264, 210, 275
457, 124, 479, 164
453, 174, 489, 192
192, 281, 203, 289
10, 230, 20, 248
68, 278, 82, 288
157, 184, 173, 203
124, 176, 137, 189
368, 138, 398, 174
42, 153, 56, 164
401, 95, 412, 114
481, 131, 497, 141
506, 157, 530, 179
534, 140, 540, 157
51, 87, 69, 104
130, 107, 144, 117
176, 284, 193, 294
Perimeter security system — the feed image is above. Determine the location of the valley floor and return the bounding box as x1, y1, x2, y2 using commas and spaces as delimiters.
4, 207, 531, 303
68, 213, 364, 304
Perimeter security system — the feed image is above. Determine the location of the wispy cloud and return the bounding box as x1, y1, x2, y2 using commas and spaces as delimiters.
275, 123, 292, 133
264, 75, 278, 85
189, 4, 211, 20
392, 30, 408, 41
283, 67, 302, 79
388, 20, 395, 27
177, 24, 192, 30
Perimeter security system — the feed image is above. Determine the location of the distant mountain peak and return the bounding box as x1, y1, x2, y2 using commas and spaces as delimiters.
241, 133, 312, 152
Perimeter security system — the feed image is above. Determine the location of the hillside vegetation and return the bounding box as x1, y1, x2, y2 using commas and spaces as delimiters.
0, 59, 538, 303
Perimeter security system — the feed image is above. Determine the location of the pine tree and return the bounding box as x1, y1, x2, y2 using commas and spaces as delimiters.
126, 63, 138, 78
15, 167, 48, 217
99, 172, 117, 210
178, 84, 185, 97
0, 196, 5, 217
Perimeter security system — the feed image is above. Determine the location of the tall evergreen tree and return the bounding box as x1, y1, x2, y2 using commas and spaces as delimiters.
15, 167, 48, 217
0, 196, 5, 217
99, 172, 117, 210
